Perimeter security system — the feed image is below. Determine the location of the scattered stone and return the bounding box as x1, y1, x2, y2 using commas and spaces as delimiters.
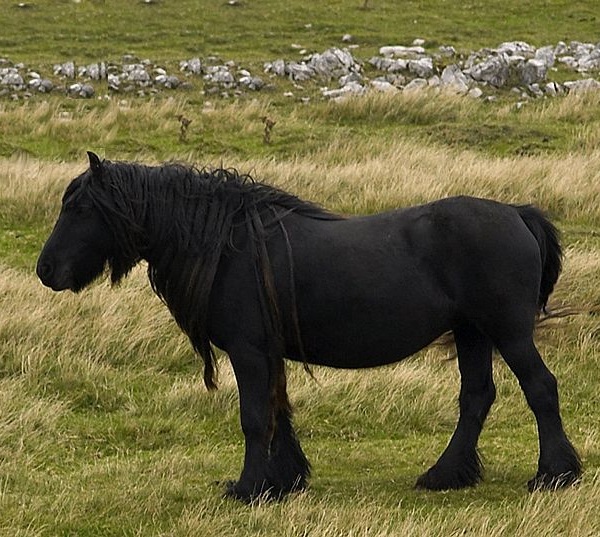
157, 75, 180, 89
267, 59, 286, 77
108, 74, 121, 91
438, 45, 456, 57
80, 84, 95, 98
496, 41, 536, 56
321, 81, 365, 100
68, 83, 94, 98
544, 81, 563, 96
465, 55, 509, 88
563, 78, 600, 94
38, 79, 54, 93
380, 45, 425, 58
339, 72, 363, 87
408, 57, 433, 78
554, 41, 569, 56
577, 49, 600, 72
265, 47, 360, 83
528, 83, 544, 98
81, 62, 107, 80
369, 56, 408, 72
440, 64, 469, 93
370, 78, 398, 92
54, 61, 75, 78
558, 56, 578, 69
285, 62, 314, 81
403, 78, 428, 92
427, 75, 440, 88
310, 48, 359, 79
535, 46, 555, 67
124, 64, 151, 83
180, 58, 203, 75
1, 71, 24, 87
519, 59, 547, 85
239, 75, 264, 90
205, 65, 235, 87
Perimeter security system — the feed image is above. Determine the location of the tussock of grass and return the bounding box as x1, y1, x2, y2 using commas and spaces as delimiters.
0, 155, 76, 224
0, 379, 66, 465
313, 90, 474, 126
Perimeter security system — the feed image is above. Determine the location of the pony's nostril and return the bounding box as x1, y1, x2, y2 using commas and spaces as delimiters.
36, 261, 53, 282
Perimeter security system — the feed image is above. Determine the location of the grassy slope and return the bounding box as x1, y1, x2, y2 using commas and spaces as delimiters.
1, 1, 600, 535
2, 89, 600, 166
2, 0, 599, 64
2, 0, 600, 163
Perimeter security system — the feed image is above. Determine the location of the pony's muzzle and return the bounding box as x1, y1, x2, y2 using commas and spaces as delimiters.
36, 257, 72, 291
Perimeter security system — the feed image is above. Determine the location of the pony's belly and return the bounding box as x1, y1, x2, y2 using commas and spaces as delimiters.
288, 315, 449, 369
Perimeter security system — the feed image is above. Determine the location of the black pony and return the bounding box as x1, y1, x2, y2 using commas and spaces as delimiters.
37, 152, 581, 502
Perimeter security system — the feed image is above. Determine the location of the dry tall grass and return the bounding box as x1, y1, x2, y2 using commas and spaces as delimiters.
2, 136, 600, 225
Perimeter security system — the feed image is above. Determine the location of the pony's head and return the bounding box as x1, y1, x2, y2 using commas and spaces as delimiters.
37, 152, 117, 292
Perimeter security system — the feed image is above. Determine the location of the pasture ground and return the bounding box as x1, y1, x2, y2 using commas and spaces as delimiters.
1, 1, 599, 535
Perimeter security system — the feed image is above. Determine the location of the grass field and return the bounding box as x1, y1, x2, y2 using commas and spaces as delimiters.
1, 1, 600, 535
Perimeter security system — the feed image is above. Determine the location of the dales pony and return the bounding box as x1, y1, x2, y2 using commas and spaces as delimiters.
37, 152, 581, 502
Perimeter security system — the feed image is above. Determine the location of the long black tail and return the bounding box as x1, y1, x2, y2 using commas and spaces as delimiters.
516, 205, 562, 312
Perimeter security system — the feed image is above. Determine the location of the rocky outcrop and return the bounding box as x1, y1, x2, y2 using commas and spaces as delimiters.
264, 39, 600, 101
264, 47, 360, 82
1, 39, 599, 101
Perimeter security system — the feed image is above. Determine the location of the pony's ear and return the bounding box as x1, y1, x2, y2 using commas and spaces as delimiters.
87, 151, 103, 179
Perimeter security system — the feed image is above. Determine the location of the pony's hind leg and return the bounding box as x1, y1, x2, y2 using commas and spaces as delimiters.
495, 336, 581, 490
416, 323, 495, 490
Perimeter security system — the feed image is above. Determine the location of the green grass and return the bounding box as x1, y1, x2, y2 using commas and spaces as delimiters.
1, 1, 600, 535
2, 89, 600, 163
2, 0, 599, 66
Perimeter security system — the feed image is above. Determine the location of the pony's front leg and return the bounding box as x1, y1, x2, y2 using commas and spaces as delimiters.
226, 344, 274, 502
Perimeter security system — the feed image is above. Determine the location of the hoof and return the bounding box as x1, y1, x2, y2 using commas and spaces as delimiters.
527, 471, 581, 492
415, 461, 481, 491
223, 479, 284, 503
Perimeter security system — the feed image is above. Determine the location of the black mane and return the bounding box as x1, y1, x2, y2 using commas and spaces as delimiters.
81, 160, 341, 388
